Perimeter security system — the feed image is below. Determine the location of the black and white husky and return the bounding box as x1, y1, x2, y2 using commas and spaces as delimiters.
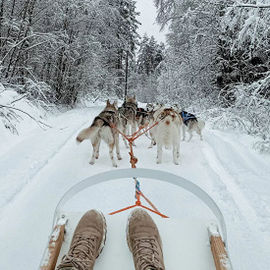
180, 111, 205, 141
136, 107, 149, 128
76, 100, 121, 167
118, 95, 138, 147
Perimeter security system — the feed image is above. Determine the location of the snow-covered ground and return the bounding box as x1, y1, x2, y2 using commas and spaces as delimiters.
0, 105, 269, 270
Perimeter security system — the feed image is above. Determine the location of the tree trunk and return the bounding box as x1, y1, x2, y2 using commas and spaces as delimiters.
124, 50, 129, 97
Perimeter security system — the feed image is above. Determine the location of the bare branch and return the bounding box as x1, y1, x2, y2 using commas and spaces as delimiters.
10, 94, 29, 104
0, 104, 52, 129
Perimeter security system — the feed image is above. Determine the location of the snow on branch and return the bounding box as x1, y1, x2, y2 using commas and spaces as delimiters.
0, 104, 52, 130
232, 3, 270, 8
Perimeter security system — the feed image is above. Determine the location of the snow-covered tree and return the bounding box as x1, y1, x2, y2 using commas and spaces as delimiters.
0, 0, 141, 104
218, 1, 270, 94
133, 34, 165, 101
155, 0, 222, 106
154, 0, 270, 151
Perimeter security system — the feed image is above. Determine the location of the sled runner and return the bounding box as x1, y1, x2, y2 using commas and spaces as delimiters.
40, 168, 233, 270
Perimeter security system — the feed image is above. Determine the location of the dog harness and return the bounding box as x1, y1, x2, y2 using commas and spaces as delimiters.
95, 111, 117, 126
181, 111, 197, 126
136, 107, 148, 117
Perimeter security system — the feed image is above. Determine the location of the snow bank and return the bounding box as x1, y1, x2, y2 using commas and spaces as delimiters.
0, 84, 57, 155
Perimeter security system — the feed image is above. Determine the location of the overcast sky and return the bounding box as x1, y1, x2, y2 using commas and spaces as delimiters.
136, 0, 168, 44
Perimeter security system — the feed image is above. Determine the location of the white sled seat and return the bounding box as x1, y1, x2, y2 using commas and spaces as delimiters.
55, 211, 217, 270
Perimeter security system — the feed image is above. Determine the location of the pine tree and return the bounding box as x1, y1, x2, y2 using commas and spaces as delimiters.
114, 0, 140, 96
137, 34, 165, 76
134, 34, 165, 101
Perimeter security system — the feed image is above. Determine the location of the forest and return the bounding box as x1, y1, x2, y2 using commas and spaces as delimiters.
0, 0, 270, 152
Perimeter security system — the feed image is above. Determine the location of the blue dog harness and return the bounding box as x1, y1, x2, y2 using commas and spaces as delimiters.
181, 111, 197, 126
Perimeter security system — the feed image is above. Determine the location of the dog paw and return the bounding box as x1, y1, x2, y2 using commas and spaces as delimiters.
89, 161, 95, 165
95, 156, 99, 159
148, 146, 153, 149
117, 156, 122, 160
113, 163, 118, 168
174, 161, 180, 165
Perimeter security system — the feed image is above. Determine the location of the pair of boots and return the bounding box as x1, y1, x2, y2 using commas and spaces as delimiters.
57, 209, 165, 270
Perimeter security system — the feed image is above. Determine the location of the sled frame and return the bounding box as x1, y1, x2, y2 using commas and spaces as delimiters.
40, 169, 233, 270
52, 168, 228, 244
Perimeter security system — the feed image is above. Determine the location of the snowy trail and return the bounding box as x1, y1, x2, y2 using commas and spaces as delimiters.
205, 131, 270, 227
202, 131, 270, 270
203, 134, 262, 229
0, 108, 98, 217
0, 106, 269, 270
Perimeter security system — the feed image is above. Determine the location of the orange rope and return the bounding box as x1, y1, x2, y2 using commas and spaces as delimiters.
109, 121, 169, 218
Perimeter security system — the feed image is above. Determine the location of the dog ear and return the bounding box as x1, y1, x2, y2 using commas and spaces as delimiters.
106, 99, 110, 105
133, 94, 136, 99
113, 100, 118, 107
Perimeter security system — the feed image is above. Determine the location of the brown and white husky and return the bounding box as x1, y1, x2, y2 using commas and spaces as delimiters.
76, 100, 121, 167
152, 108, 182, 165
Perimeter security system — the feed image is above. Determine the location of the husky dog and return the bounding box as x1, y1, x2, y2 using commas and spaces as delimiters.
152, 108, 182, 165
171, 104, 181, 113
136, 107, 149, 128
146, 103, 155, 112
146, 103, 164, 113
118, 95, 138, 147
180, 111, 205, 141
146, 103, 164, 148
145, 103, 155, 126
76, 100, 121, 167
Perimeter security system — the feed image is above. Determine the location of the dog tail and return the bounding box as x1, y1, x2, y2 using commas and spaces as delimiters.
76, 126, 99, 143
197, 119, 205, 130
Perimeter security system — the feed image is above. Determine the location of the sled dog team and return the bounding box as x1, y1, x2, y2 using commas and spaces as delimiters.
76, 96, 205, 167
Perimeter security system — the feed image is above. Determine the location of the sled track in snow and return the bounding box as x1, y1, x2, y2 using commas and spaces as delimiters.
203, 136, 259, 228
205, 131, 270, 229
212, 131, 270, 178
0, 108, 97, 219
201, 131, 270, 269
202, 131, 270, 241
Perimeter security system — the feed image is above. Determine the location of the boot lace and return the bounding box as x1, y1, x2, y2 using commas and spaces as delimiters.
57, 233, 99, 270
133, 236, 164, 270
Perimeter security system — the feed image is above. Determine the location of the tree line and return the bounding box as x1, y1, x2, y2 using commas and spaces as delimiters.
154, 0, 270, 152
1, 0, 269, 151
0, 0, 140, 105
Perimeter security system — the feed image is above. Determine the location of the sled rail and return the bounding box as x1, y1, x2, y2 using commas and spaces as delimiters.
40, 218, 66, 270
208, 224, 233, 270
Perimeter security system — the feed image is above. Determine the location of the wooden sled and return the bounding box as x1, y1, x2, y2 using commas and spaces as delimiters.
40, 169, 233, 270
